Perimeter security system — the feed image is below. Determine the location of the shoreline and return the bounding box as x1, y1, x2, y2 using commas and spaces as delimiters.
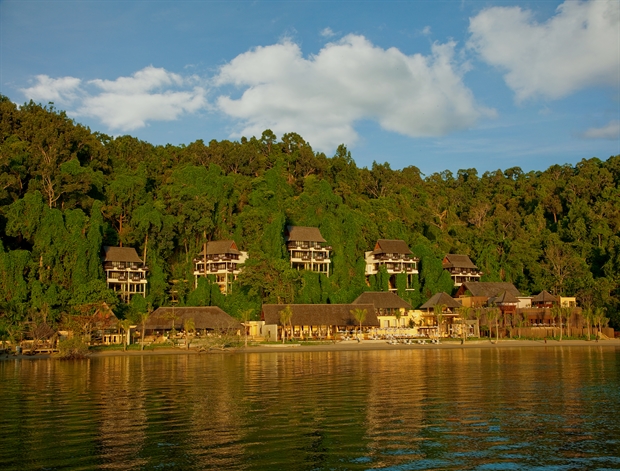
3, 338, 619, 360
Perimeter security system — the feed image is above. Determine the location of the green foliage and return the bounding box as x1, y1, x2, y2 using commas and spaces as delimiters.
0, 96, 619, 332
58, 336, 90, 359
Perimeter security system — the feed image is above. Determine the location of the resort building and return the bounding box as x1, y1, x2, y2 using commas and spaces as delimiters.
144, 307, 242, 339
285, 226, 332, 276
455, 282, 521, 308
442, 254, 482, 286
364, 239, 419, 291
531, 290, 558, 309
352, 291, 414, 328
103, 246, 148, 302
261, 303, 377, 341
193, 240, 248, 294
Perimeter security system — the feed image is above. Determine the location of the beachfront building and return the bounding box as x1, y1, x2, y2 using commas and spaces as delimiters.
419, 292, 470, 337
103, 246, 148, 302
364, 239, 419, 291
285, 226, 332, 276
193, 240, 248, 294
261, 303, 377, 341
442, 254, 482, 286
455, 282, 521, 308
531, 290, 558, 309
352, 291, 414, 328
144, 306, 242, 344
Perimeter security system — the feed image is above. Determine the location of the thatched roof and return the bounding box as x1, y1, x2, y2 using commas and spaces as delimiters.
460, 282, 521, 298
420, 292, 462, 310
352, 292, 413, 310
531, 290, 558, 304
442, 254, 478, 269
286, 226, 326, 242
490, 290, 519, 305
103, 246, 143, 263
371, 239, 413, 255
206, 240, 241, 255
262, 304, 378, 326
145, 307, 241, 331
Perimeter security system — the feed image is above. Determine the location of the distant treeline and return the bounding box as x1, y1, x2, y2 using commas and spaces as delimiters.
1, 96, 619, 332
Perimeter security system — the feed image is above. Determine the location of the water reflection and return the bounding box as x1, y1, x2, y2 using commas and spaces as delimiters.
0, 346, 619, 470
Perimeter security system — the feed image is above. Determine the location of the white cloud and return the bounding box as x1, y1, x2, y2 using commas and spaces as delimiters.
20, 66, 207, 131
214, 35, 494, 151
320, 27, 336, 38
468, 0, 620, 101
582, 120, 620, 140
21, 75, 82, 105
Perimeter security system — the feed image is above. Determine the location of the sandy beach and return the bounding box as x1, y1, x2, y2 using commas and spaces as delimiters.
5, 338, 617, 360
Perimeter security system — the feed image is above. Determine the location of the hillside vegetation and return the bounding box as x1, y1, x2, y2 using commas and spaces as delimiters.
1, 96, 619, 332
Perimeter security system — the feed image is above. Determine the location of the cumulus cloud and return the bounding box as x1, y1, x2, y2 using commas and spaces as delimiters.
468, 0, 620, 101
214, 34, 493, 151
20, 66, 207, 131
21, 75, 82, 105
581, 120, 620, 140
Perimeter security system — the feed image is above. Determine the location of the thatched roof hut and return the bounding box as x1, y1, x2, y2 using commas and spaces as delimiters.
262, 304, 378, 327
146, 307, 241, 331
420, 292, 462, 312
352, 291, 413, 314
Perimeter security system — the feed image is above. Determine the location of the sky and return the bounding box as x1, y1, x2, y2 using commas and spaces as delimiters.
1, 0, 619, 175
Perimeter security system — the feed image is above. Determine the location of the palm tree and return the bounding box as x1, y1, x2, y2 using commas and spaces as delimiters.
582, 306, 593, 340
279, 305, 293, 343
486, 308, 500, 343
473, 308, 483, 338
550, 306, 561, 339
433, 304, 446, 340
183, 318, 195, 349
350, 308, 367, 338
458, 306, 471, 343
240, 308, 254, 348
138, 303, 153, 351
119, 319, 132, 351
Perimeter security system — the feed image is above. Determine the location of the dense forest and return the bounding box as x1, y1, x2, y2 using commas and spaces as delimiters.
1, 95, 619, 336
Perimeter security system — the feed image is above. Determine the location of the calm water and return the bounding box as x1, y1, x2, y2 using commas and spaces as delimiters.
1, 346, 619, 470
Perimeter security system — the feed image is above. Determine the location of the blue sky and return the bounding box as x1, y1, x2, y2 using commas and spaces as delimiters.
1, 0, 618, 175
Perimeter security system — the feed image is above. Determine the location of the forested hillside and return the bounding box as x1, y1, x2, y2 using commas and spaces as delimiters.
1, 96, 619, 332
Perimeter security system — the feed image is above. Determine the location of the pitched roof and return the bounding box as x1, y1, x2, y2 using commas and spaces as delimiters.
371, 239, 413, 255
460, 282, 521, 298
206, 240, 241, 255
420, 292, 462, 310
490, 290, 519, 305
262, 304, 378, 326
531, 290, 558, 304
442, 254, 478, 269
103, 246, 143, 263
286, 226, 326, 243
352, 291, 413, 310
145, 307, 241, 331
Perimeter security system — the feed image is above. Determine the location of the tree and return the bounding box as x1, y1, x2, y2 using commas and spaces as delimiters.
458, 306, 471, 342
119, 318, 132, 351
240, 308, 254, 348
279, 305, 293, 343
350, 308, 367, 336
433, 304, 446, 340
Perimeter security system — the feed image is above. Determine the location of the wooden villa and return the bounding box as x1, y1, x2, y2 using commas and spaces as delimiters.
285, 226, 332, 276
456, 282, 521, 308
442, 254, 482, 286
531, 290, 559, 309
103, 246, 148, 302
364, 239, 419, 291
193, 240, 248, 294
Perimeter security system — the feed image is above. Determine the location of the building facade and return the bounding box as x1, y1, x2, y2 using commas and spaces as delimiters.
285, 226, 332, 276
193, 240, 248, 294
103, 246, 148, 302
364, 239, 419, 291
442, 254, 482, 286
